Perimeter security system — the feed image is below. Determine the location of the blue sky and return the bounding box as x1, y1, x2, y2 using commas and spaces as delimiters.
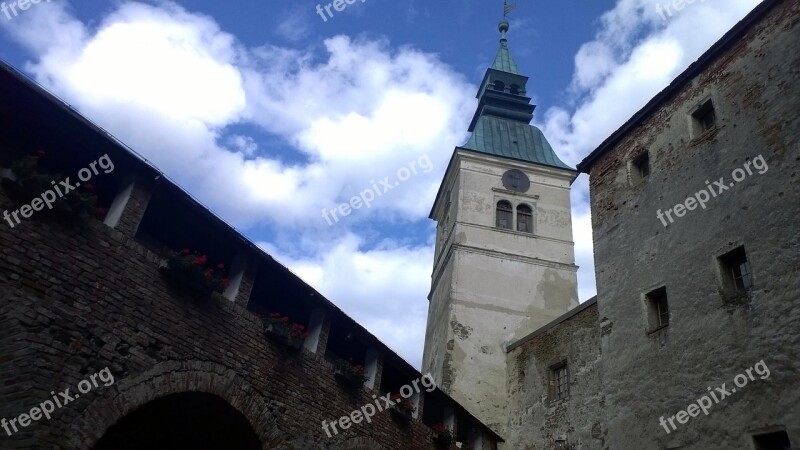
0, 0, 762, 367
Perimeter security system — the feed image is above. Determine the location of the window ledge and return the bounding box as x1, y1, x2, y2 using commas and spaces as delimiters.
689, 126, 720, 145
721, 289, 753, 304
647, 324, 669, 336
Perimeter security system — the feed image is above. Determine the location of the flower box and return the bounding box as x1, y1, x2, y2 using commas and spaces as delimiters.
261, 314, 307, 350
1, 153, 103, 222
389, 394, 415, 421
158, 260, 214, 300
334, 359, 369, 387
158, 250, 230, 301
334, 368, 365, 387
431, 424, 452, 446
389, 404, 414, 421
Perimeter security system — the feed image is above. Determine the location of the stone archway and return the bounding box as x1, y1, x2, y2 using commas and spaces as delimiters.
92, 391, 261, 449
67, 361, 283, 449
336, 436, 387, 450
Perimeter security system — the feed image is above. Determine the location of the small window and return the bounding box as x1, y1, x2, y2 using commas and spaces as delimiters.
516, 204, 533, 233
549, 362, 569, 402
509, 84, 520, 95
645, 286, 669, 332
496, 200, 512, 229
752, 430, 791, 450
692, 100, 717, 134
633, 152, 650, 179
719, 246, 753, 294
493, 80, 505, 92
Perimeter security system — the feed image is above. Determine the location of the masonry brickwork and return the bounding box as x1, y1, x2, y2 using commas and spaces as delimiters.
0, 66, 499, 450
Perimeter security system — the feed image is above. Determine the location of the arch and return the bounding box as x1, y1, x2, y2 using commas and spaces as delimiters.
69, 361, 283, 450
516, 204, 533, 233
496, 200, 513, 229
493, 80, 505, 92
93, 392, 261, 450
336, 436, 388, 450
510, 84, 521, 95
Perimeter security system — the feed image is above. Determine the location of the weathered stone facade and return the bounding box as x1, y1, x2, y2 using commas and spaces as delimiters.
577, 0, 799, 448
423, 150, 579, 434
504, 1, 798, 449
0, 61, 500, 449
506, 299, 603, 450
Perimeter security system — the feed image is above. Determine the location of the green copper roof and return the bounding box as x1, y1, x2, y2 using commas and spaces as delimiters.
492, 40, 520, 75
491, 20, 521, 75
462, 115, 573, 170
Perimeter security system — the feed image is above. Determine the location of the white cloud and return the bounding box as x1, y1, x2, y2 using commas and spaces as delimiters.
0, 0, 764, 368
260, 236, 432, 367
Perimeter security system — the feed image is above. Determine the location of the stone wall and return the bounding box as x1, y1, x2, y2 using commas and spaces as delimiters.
423, 150, 579, 435
506, 300, 604, 450
584, 0, 800, 448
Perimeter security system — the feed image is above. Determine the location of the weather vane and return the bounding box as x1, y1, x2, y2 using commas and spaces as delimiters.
503, 0, 517, 18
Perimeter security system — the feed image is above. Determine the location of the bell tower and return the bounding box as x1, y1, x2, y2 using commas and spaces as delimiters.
421, 18, 580, 434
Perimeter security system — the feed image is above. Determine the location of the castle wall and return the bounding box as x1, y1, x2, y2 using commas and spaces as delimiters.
585, 1, 800, 448
506, 300, 604, 450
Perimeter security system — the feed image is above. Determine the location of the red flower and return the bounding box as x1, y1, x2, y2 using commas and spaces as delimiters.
222, 278, 230, 287
182, 248, 190, 255
84, 183, 95, 191
217, 263, 225, 270
281, 317, 289, 322
432, 423, 448, 433
97, 207, 107, 218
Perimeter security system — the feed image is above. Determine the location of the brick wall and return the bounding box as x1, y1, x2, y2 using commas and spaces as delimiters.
0, 175, 447, 450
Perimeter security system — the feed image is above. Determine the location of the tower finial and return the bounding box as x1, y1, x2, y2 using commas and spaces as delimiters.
503, 0, 516, 18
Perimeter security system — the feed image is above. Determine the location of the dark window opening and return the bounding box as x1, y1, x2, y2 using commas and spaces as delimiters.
633, 152, 650, 179
719, 246, 753, 294
752, 430, 792, 450
496, 200, 512, 229
510, 84, 520, 95
549, 362, 569, 402
493, 80, 505, 92
645, 286, 669, 331
692, 100, 717, 133
516, 204, 533, 233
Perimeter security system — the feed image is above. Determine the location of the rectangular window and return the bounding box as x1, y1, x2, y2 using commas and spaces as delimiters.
691, 99, 717, 135
634, 152, 650, 178
752, 430, 791, 450
719, 246, 753, 295
496, 201, 513, 230
645, 286, 669, 332
516, 205, 533, 233
549, 362, 569, 402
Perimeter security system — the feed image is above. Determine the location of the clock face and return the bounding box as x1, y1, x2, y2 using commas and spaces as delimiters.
502, 169, 530, 193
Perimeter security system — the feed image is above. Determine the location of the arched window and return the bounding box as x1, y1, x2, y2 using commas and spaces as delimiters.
510, 84, 520, 95
493, 80, 505, 92
496, 200, 512, 229
517, 204, 533, 233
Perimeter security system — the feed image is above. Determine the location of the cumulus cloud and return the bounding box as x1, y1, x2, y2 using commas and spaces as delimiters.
0, 0, 763, 367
